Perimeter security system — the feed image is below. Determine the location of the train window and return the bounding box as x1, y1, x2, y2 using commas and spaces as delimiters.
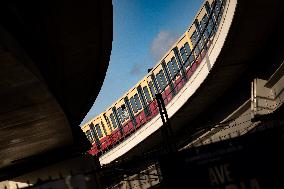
130, 96, 138, 113
180, 46, 189, 67
148, 81, 156, 97
167, 57, 181, 79
101, 121, 107, 135
191, 31, 198, 46
117, 107, 124, 123
143, 86, 152, 103
155, 73, 162, 92
215, 0, 221, 20
103, 114, 112, 132
212, 0, 222, 25
90, 124, 97, 140
117, 105, 129, 123
95, 124, 103, 138
122, 105, 129, 118
110, 113, 118, 129
160, 70, 168, 87
167, 61, 174, 79
184, 43, 195, 64
171, 57, 179, 71
86, 130, 93, 143
191, 31, 200, 55
134, 94, 142, 110
201, 14, 211, 40
156, 70, 167, 91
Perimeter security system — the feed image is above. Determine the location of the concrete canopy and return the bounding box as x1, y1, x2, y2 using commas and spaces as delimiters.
0, 0, 112, 179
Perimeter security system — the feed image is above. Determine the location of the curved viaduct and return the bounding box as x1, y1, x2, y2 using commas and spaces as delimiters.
99, 0, 284, 165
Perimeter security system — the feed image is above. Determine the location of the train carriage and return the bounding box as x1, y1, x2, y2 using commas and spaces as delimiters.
104, 105, 123, 145
81, 115, 111, 155
124, 86, 149, 130
82, 0, 227, 157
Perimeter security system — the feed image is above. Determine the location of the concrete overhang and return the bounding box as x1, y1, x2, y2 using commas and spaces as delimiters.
0, 0, 112, 179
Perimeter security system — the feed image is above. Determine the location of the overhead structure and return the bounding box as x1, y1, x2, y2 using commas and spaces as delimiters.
0, 0, 112, 179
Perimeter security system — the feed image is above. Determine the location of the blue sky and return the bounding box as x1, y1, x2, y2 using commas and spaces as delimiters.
81, 0, 203, 126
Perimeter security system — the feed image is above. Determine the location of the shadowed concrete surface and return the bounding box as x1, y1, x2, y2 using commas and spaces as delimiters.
0, 0, 112, 180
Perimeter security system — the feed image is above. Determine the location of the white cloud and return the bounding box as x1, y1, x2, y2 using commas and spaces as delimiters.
151, 30, 178, 61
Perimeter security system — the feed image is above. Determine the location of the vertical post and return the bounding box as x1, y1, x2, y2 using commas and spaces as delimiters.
155, 93, 176, 153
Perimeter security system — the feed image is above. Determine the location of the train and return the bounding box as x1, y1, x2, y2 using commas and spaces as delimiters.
81, 0, 225, 156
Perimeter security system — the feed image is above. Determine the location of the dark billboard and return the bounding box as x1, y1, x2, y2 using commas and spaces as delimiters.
159, 126, 284, 188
